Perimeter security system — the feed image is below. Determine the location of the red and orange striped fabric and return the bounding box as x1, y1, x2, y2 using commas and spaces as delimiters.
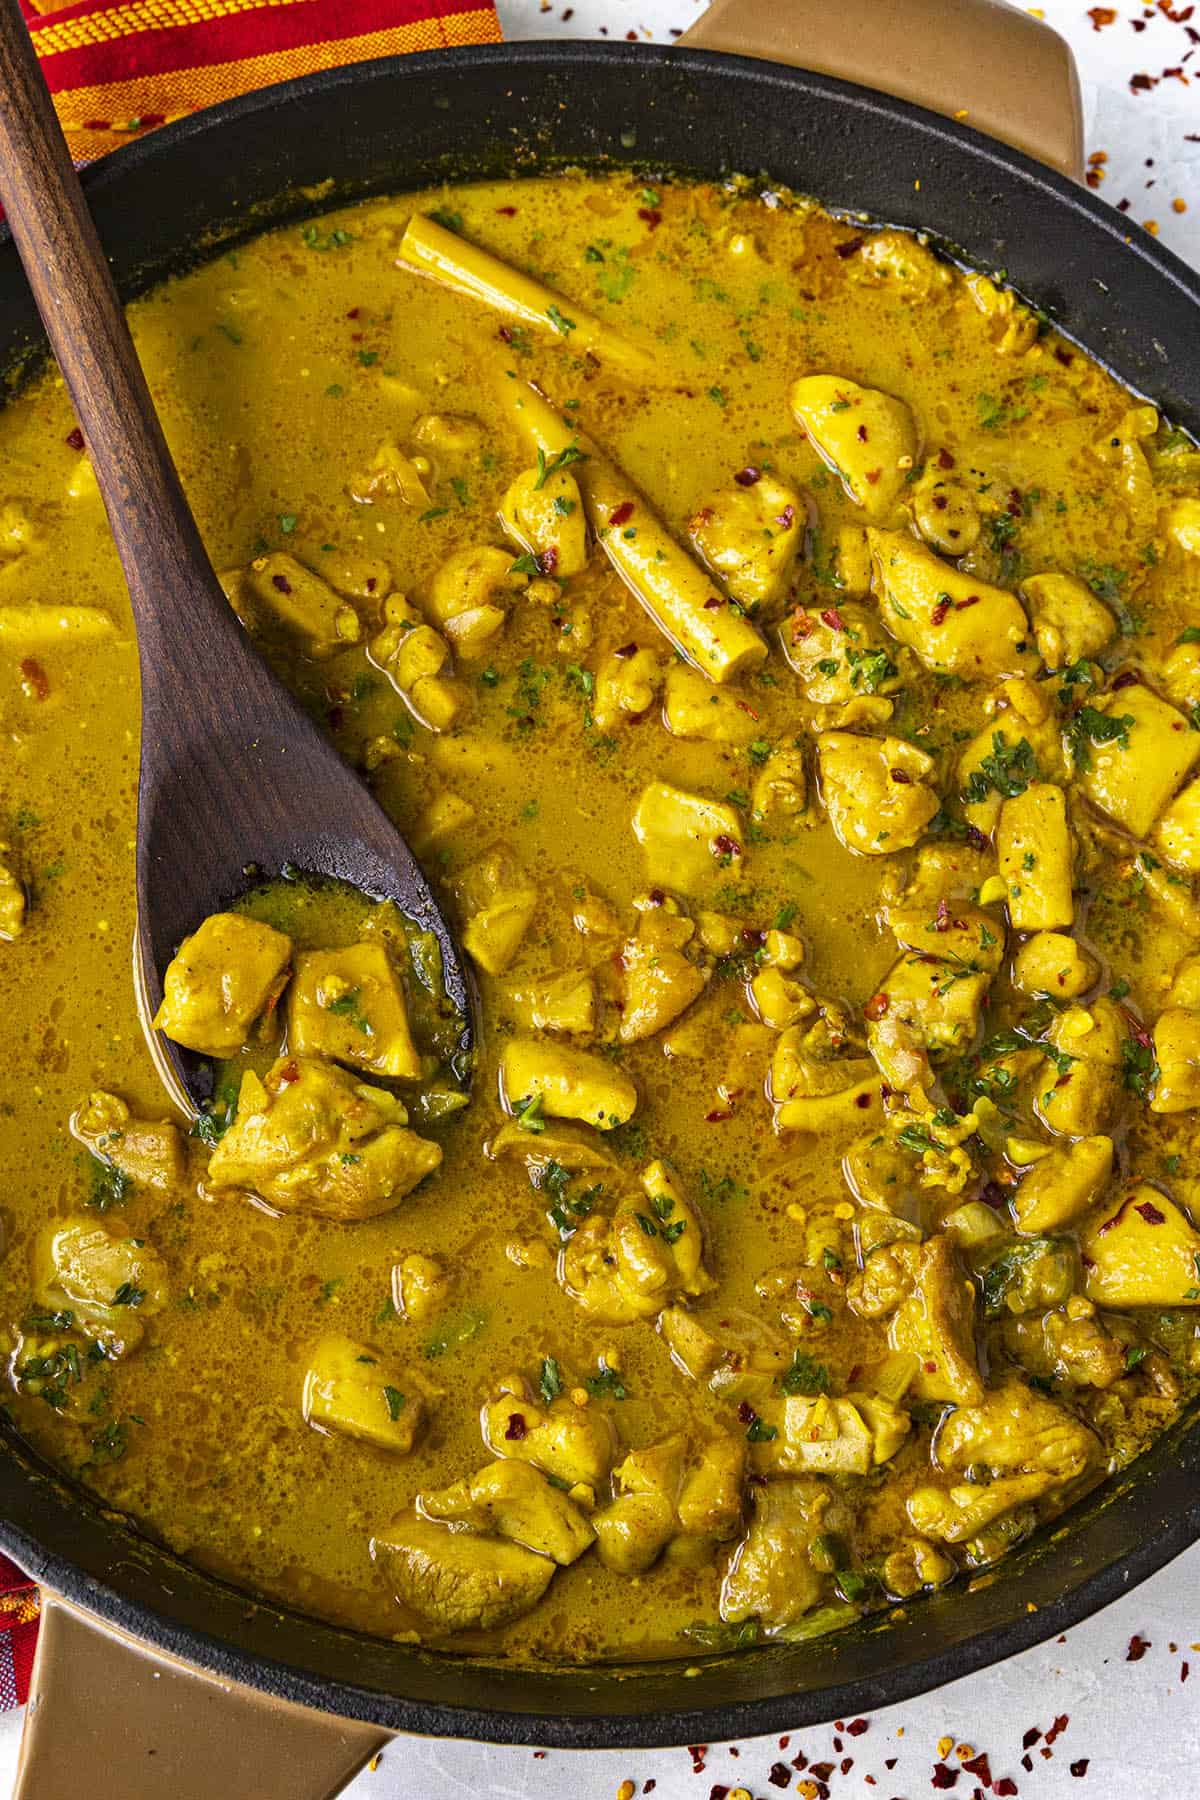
20, 0, 502, 164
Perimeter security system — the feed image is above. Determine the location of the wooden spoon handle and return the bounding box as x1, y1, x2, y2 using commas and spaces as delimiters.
0, 0, 222, 655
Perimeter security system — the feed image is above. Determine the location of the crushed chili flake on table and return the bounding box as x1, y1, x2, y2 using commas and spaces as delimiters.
1127, 1633, 1152, 1660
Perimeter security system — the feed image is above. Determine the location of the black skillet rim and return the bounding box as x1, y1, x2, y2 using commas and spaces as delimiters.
0, 37, 1198, 1749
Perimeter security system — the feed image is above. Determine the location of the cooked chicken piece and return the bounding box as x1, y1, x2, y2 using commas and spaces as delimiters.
371, 1512, 555, 1631
1081, 1186, 1200, 1308
481, 1373, 616, 1489
868, 528, 1037, 681
420, 1460, 594, 1564
687, 471, 803, 613
302, 1333, 428, 1454
888, 1233, 983, 1406
791, 376, 918, 520
816, 732, 938, 856
72, 1090, 185, 1192
720, 1477, 846, 1631
34, 1216, 167, 1355
153, 911, 291, 1058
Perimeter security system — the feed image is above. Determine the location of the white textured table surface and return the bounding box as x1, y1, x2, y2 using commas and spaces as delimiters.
4, 2, 1200, 1794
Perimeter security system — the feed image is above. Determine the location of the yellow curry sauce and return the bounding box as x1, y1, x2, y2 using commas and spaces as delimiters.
2, 172, 1200, 1662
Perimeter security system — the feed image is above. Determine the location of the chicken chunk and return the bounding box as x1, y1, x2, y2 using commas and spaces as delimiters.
867, 528, 1037, 681
908, 470, 981, 555
939, 1378, 1098, 1486
1073, 684, 1200, 839
302, 1332, 428, 1453
1020, 571, 1115, 670
153, 911, 292, 1058
423, 545, 526, 658
781, 604, 901, 716
888, 1233, 983, 1406
632, 781, 744, 896
507, 969, 596, 1037
34, 1216, 167, 1355
816, 732, 938, 856
1153, 775, 1200, 874
499, 464, 588, 578
207, 1056, 442, 1220
1011, 932, 1098, 1000
457, 848, 539, 976
561, 1165, 713, 1323
770, 1036, 883, 1136
750, 744, 810, 827
481, 1373, 616, 1489
368, 594, 463, 733
662, 664, 761, 744
72, 1090, 186, 1192
1152, 1008, 1200, 1113
996, 783, 1074, 932
500, 1037, 637, 1132
222, 553, 360, 657
675, 1433, 747, 1545
1034, 999, 1125, 1138
758, 1392, 911, 1476
394, 1252, 451, 1322
0, 844, 25, 941
590, 646, 665, 731
420, 1460, 594, 1564
287, 941, 421, 1080
720, 1478, 843, 1630
853, 229, 953, 300
371, 1512, 555, 1631
593, 1437, 685, 1574
1081, 1186, 1200, 1308
686, 471, 803, 613
616, 908, 707, 1043
1012, 1135, 1113, 1234
349, 439, 431, 507
790, 376, 918, 520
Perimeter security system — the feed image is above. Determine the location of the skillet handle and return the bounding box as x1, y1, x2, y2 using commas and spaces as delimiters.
16, 1593, 390, 1800
678, 0, 1084, 180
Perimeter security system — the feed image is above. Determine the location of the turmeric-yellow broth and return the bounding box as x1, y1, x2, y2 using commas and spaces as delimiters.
2, 172, 1200, 1662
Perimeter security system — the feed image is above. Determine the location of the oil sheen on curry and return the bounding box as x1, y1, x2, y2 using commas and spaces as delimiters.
2, 172, 1200, 1664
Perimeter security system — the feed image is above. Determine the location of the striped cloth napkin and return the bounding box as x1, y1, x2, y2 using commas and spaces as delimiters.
21, 0, 502, 164
0, 0, 501, 1702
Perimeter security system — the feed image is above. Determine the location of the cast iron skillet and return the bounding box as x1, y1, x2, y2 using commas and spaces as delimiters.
3, 31, 1200, 1778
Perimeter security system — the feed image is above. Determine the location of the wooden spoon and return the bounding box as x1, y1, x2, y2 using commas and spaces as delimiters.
0, 4, 475, 1110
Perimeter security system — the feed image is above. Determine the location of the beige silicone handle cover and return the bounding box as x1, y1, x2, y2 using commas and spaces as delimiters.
16, 1595, 391, 1800
679, 0, 1084, 179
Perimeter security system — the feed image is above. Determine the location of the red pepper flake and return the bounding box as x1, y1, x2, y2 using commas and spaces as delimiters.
1131, 71, 1158, 90
1088, 6, 1117, 27
857, 423, 869, 442
779, 1737, 790, 1751
890, 767, 913, 784
834, 235, 865, 258
1070, 1762, 1089, 1779
638, 207, 663, 230
1183, 1661, 1191, 1683
706, 1108, 734, 1123
930, 598, 951, 627
1022, 1730, 1041, 1750
504, 1413, 527, 1441
776, 504, 796, 528
1021, 1756, 1033, 1773
1135, 1200, 1166, 1225
65, 426, 85, 451
19, 657, 49, 702
644, 1784, 656, 1794
931, 1765, 959, 1789
276, 1059, 300, 1087
712, 834, 741, 859
791, 1750, 809, 1771
707, 1787, 727, 1800
734, 466, 761, 486
863, 992, 890, 1021
864, 468, 881, 485
993, 1781, 1018, 1797
609, 501, 635, 527
937, 447, 956, 469
688, 1747, 708, 1775
272, 573, 293, 594
1045, 1715, 1069, 1745
809, 1763, 834, 1782
539, 545, 559, 576
1127, 1633, 1151, 1660
847, 1720, 869, 1737
704, 596, 724, 611
768, 1764, 792, 1788
495, 204, 518, 215
821, 607, 847, 631
961, 1754, 992, 1784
